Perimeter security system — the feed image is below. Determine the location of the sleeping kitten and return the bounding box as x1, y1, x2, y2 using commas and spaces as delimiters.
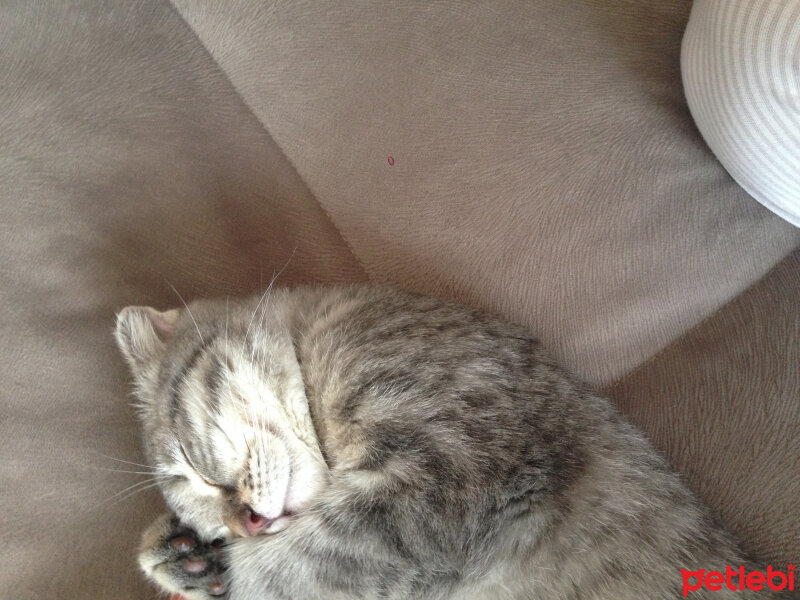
115, 285, 786, 599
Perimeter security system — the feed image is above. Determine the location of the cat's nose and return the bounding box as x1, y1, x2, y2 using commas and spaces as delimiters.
242, 506, 272, 536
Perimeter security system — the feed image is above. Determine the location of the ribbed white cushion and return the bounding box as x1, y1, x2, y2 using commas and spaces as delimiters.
682, 0, 800, 227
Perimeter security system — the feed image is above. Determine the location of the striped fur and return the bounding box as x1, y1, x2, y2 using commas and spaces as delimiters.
115, 285, 783, 599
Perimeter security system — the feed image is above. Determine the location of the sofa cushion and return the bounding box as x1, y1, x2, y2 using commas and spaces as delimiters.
172, 0, 800, 386
606, 248, 800, 565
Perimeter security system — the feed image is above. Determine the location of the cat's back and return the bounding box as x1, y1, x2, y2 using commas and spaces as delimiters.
290, 285, 608, 496
284, 285, 777, 599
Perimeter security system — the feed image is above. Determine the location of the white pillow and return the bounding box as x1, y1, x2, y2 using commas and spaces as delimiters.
682, 0, 800, 227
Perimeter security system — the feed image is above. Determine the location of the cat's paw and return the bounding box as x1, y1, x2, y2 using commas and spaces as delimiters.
139, 513, 229, 600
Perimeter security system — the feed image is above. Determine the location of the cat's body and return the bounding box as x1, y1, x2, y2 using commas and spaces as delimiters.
115, 285, 786, 599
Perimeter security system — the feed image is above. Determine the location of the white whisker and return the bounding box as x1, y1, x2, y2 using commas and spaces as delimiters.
92, 476, 171, 510
166, 280, 204, 344
90, 466, 167, 476
100, 480, 167, 508
90, 451, 159, 471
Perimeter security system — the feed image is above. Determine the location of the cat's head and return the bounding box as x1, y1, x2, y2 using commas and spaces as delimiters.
114, 295, 327, 540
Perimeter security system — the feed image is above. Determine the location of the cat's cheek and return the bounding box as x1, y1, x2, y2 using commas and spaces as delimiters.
284, 460, 327, 514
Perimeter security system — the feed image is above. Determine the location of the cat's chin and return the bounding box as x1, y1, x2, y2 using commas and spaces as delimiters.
263, 513, 293, 535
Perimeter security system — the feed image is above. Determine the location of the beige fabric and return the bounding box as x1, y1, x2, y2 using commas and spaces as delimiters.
605, 249, 800, 566
1, 1, 797, 598
172, 0, 800, 386
1, 3, 363, 598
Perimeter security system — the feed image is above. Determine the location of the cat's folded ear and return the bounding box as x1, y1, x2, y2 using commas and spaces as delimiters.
115, 306, 181, 369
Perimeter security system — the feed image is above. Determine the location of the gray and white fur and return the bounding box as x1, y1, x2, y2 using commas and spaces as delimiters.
114, 285, 788, 599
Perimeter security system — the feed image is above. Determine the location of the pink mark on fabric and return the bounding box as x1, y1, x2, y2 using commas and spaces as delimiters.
387, 156, 395, 166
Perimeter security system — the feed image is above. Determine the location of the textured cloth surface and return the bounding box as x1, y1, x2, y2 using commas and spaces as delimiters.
172, 0, 800, 386
0, 2, 364, 598
0, 1, 798, 599
606, 249, 800, 566
683, 0, 800, 227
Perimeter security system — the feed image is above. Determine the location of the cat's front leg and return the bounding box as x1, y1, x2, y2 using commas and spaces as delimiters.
139, 512, 230, 600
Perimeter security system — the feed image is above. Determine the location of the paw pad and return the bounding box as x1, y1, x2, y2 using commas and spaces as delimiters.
209, 581, 228, 596
182, 558, 208, 574
169, 536, 197, 553
141, 517, 230, 599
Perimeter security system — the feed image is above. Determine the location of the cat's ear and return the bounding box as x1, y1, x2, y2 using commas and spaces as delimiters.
115, 306, 180, 371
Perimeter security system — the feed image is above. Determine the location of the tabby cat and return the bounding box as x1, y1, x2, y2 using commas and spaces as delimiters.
114, 285, 786, 599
